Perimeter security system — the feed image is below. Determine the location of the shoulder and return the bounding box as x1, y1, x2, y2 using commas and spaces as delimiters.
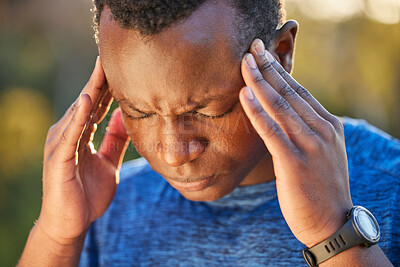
342, 117, 400, 178
80, 158, 169, 266
341, 117, 400, 263
94, 158, 171, 229
118, 157, 160, 185
114, 157, 170, 206
80, 158, 172, 255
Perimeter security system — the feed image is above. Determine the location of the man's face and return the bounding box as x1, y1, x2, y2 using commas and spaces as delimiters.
99, 1, 268, 201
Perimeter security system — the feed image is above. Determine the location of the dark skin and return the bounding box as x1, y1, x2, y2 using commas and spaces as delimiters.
99, 3, 271, 202
18, 0, 393, 266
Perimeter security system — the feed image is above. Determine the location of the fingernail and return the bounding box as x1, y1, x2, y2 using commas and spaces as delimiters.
245, 54, 257, 69
266, 51, 275, 62
243, 86, 254, 101
254, 40, 265, 57
78, 93, 88, 108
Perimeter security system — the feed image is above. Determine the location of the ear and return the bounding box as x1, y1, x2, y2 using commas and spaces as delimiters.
269, 20, 298, 74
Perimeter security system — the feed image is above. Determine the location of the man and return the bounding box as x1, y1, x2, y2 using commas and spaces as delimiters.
18, 0, 399, 266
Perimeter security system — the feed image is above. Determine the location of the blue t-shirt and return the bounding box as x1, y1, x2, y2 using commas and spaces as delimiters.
79, 118, 400, 266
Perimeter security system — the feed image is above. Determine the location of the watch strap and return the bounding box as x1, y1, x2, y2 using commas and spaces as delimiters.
302, 219, 361, 266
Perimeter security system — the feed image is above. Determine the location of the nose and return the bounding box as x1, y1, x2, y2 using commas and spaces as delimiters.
157, 137, 207, 167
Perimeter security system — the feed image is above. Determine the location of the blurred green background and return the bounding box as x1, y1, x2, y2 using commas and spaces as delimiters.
0, 0, 399, 265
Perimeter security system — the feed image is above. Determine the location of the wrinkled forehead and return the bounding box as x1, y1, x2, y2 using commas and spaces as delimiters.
98, 1, 244, 108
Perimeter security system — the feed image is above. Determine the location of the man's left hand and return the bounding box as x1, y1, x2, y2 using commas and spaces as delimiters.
239, 39, 353, 248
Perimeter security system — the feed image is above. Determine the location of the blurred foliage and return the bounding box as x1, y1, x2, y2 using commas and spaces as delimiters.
291, 16, 400, 135
0, 0, 399, 266
0, 88, 53, 176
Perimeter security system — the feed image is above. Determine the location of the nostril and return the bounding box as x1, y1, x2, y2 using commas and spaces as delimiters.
157, 142, 163, 152
188, 138, 208, 158
158, 138, 208, 167
158, 141, 190, 167
189, 141, 201, 154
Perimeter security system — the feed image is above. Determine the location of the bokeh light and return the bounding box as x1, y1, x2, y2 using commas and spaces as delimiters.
287, 0, 400, 24
0, 88, 53, 177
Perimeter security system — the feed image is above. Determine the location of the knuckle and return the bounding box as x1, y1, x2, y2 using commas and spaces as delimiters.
331, 116, 344, 132
70, 102, 79, 113
47, 124, 57, 137
48, 124, 57, 133
259, 58, 273, 72
252, 104, 265, 117
59, 131, 68, 145
269, 121, 282, 136
70, 113, 78, 125
296, 85, 311, 99
319, 121, 337, 141
253, 74, 265, 85
277, 68, 288, 79
272, 95, 291, 111
279, 84, 296, 97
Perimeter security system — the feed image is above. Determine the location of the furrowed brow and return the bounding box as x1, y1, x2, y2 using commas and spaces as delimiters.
114, 93, 230, 114
115, 98, 150, 114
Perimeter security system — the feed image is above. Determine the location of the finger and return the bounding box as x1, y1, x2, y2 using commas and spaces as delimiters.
46, 97, 81, 143
51, 93, 92, 163
249, 39, 330, 135
82, 56, 106, 106
239, 86, 299, 158
241, 53, 315, 147
267, 50, 342, 131
47, 57, 106, 140
79, 90, 114, 149
44, 97, 81, 158
98, 108, 130, 169
93, 90, 114, 124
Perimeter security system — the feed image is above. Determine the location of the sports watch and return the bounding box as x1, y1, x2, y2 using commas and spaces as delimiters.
302, 206, 380, 267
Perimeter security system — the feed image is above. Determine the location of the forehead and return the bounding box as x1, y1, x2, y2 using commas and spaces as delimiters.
98, 1, 245, 111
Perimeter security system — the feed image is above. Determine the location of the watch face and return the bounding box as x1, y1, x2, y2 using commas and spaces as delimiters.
357, 210, 378, 238
353, 206, 380, 243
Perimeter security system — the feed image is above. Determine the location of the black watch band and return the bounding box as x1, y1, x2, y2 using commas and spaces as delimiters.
302, 206, 380, 267
302, 219, 359, 266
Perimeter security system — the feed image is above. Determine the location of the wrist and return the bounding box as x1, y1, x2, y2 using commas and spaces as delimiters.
36, 211, 91, 245
303, 207, 350, 248
18, 221, 87, 267
34, 221, 88, 256
302, 206, 383, 267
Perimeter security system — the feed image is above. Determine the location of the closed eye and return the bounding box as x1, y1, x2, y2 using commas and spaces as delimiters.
122, 102, 238, 120
124, 113, 154, 120
188, 101, 238, 119
121, 108, 155, 120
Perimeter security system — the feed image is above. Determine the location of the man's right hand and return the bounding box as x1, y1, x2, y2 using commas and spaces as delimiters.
39, 56, 130, 243
18, 57, 130, 266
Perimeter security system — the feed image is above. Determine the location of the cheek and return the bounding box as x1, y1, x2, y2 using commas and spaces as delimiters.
210, 108, 265, 158
122, 108, 266, 167
122, 117, 158, 158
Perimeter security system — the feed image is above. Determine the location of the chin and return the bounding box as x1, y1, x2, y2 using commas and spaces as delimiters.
176, 180, 238, 202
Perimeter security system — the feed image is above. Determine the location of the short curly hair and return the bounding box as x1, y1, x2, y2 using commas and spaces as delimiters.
92, 0, 285, 55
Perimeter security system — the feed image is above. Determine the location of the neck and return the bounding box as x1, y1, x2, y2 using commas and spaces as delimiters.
239, 154, 275, 186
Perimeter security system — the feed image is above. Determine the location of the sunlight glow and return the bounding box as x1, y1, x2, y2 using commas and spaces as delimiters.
365, 0, 400, 24
286, 0, 400, 24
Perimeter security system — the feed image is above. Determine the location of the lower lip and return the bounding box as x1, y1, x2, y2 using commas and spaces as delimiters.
168, 175, 214, 192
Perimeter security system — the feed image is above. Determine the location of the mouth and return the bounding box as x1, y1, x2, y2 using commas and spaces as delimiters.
165, 175, 215, 192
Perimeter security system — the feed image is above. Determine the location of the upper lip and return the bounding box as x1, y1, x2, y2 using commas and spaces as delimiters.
164, 175, 214, 183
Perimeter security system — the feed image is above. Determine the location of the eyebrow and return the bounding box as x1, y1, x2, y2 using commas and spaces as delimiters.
114, 94, 231, 114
